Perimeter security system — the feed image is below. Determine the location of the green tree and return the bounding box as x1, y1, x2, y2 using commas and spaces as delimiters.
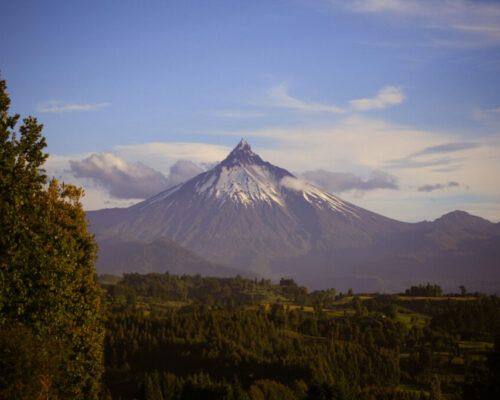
0, 322, 66, 400
0, 78, 104, 399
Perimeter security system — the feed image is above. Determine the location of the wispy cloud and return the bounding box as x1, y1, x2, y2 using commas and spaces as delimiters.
301, 169, 399, 193
418, 181, 460, 192
37, 100, 109, 113
266, 83, 345, 114
384, 157, 463, 170
411, 142, 480, 157
344, 0, 423, 14
431, 164, 464, 173
333, 0, 500, 47
350, 86, 405, 111
264, 84, 404, 114
486, 106, 500, 114
472, 106, 500, 121
384, 141, 480, 170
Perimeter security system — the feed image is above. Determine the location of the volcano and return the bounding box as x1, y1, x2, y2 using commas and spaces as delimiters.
87, 140, 500, 293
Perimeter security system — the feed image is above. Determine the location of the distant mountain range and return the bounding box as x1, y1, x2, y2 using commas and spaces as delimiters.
96, 236, 255, 278
87, 140, 500, 293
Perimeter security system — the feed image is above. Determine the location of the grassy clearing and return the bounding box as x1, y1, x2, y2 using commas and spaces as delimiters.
396, 296, 477, 302
459, 340, 494, 353
395, 308, 430, 329
326, 309, 355, 317
332, 295, 373, 305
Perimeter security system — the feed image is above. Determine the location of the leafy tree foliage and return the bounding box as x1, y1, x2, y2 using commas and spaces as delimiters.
0, 78, 103, 399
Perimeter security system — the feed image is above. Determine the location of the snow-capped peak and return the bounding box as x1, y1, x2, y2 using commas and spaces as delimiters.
195, 141, 287, 205
191, 141, 357, 215
203, 166, 283, 206
193, 140, 289, 206
142, 140, 358, 216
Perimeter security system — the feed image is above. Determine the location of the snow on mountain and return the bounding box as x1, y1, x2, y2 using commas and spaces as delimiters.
140, 139, 359, 217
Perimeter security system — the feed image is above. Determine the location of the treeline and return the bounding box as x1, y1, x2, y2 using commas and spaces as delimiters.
404, 284, 443, 297
103, 273, 339, 309
430, 297, 500, 337
394, 297, 500, 340
105, 273, 281, 306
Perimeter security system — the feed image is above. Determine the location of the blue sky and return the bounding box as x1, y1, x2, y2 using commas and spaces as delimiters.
1, 0, 500, 221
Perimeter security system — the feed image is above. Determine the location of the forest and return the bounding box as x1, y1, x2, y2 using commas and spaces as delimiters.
100, 274, 500, 400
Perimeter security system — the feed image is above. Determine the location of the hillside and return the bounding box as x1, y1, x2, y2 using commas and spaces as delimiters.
101, 273, 500, 399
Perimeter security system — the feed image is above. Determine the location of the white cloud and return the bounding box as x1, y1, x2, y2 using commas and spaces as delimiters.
335, 0, 500, 46
262, 84, 404, 114
68, 153, 209, 200
265, 83, 345, 114
45, 153, 144, 209
37, 101, 109, 113
280, 176, 312, 192
69, 153, 170, 199
167, 160, 205, 187
350, 86, 405, 111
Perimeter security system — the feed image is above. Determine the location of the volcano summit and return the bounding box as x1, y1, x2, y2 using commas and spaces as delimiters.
88, 140, 500, 293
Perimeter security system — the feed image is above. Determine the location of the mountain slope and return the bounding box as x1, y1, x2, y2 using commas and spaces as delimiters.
87, 140, 500, 292
273, 211, 500, 293
96, 236, 253, 277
